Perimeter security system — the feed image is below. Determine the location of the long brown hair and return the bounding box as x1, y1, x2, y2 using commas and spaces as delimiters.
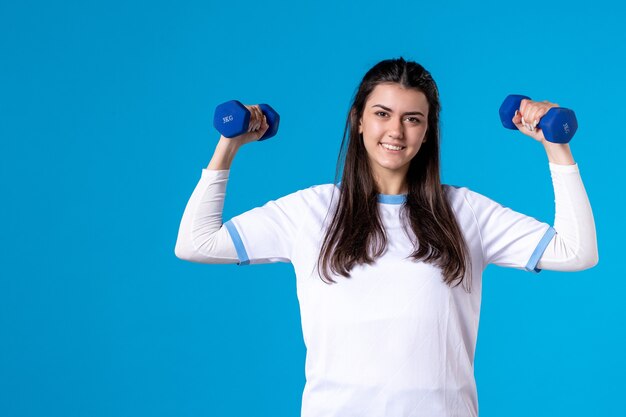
315, 57, 472, 292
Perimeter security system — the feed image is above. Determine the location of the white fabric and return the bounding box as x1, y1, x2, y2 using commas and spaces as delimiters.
174, 162, 598, 417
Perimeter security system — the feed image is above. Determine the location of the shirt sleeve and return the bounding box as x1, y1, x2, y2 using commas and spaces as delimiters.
174, 169, 240, 264
463, 186, 556, 273
535, 162, 599, 271
223, 183, 306, 266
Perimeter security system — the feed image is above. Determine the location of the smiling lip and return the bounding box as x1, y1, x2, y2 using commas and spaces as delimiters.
379, 142, 406, 149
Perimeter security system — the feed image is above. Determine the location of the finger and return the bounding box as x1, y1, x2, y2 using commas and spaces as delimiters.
513, 118, 529, 133
518, 119, 535, 134
530, 102, 551, 125
513, 111, 527, 130
249, 106, 257, 131
258, 115, 269, 137
531, 108, 546, 128
519, 99, 536, 130
520, 115, 531, 131
526, 107, 541, 129
244, 104, 254, 132
254, 115, 270, 140
246, 105, 255, 132
251, 106, 261, 131
529, 102, 555, 128
254, 106, 262, 130
519, 99, 531, 118
524, 102, 546, 131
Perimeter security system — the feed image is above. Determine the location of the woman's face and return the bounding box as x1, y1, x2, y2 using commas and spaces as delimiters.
358, 82, 429, 179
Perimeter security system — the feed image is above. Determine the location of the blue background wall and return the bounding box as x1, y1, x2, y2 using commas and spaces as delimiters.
1, 0, 624, 416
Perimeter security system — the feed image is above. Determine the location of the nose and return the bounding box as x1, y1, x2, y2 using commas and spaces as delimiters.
387, 116, 404, 139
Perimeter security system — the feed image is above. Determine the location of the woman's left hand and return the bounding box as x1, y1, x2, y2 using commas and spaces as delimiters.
511, 99, 560, 143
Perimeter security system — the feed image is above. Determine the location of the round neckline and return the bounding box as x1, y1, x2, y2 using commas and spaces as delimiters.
334, 182, 407, 204
377, 193, 407, 204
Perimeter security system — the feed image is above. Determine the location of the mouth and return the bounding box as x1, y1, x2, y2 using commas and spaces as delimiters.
379, 142, 406, 152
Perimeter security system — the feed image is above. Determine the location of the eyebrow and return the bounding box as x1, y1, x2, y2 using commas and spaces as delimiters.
372, 104, 425, 117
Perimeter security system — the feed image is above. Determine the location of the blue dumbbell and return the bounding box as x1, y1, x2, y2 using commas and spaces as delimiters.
499, 94, 578, 144
213, 100, 280, 141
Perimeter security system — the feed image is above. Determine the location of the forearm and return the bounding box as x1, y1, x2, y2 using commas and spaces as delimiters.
207, 136, 242, 170
542, 141, 575, 165
174, 136, 243, 263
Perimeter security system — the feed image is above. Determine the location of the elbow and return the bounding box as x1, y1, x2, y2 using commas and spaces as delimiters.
571, 247, 599, 271
174, 240, 192, 261
174, 227, 202, 261
581, 250, 599, 270
174, 244, 186, 260
579, 239, 600, 270
539, 233, 599, 272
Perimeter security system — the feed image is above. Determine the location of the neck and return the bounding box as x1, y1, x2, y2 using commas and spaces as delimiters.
373, 169, 409, 195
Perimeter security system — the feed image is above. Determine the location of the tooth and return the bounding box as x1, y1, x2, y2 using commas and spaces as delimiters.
382, 144, 402, 150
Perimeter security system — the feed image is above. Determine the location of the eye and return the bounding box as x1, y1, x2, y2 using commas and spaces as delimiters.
375, 111, 388, 117
407, 117, 421, 123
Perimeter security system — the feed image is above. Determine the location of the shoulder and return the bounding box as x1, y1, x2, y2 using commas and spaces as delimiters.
270, 183, 338, 210
443, 183, 504, 213
299, 183, 340, 210
442, 183, 472, 205
307, 183, 340, 199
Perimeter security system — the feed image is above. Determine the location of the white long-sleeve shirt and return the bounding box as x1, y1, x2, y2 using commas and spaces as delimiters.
174, 162, 598, 417
175, 162, 597, 271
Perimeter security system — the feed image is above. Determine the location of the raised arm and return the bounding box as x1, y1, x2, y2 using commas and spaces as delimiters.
535, 145, 598, 271
513, 99, 599, 271
174, 105, 270, 264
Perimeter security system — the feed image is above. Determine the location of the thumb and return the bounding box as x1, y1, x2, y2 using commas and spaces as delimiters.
512, 109, 531, 133
512, 109, 522, 126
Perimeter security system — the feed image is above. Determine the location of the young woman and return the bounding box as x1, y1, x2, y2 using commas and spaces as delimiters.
175, 57, 598, 417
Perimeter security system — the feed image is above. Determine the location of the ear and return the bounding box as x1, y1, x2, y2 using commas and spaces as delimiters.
352, 108, 363, 134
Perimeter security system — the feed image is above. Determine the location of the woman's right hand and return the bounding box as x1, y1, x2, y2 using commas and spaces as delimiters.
220, 104, 269, 146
